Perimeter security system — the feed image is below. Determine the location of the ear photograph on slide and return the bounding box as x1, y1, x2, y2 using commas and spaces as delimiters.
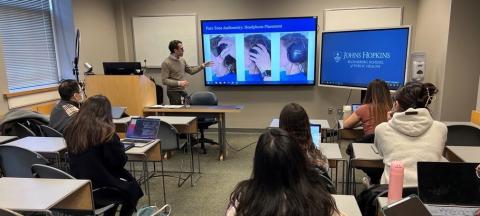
201, 16, 318, 86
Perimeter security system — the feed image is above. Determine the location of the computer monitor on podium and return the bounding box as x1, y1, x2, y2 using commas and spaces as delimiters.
103, 62, 143, 75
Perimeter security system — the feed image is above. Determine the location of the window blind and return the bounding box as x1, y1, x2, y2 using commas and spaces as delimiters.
0, 0, 59, 92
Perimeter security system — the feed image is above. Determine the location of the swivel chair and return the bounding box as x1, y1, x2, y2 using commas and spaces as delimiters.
189, 91, 218, 154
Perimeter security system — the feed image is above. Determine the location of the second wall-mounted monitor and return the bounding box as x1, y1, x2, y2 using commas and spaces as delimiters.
319, 26, 410, 90
201, 16, 318, 86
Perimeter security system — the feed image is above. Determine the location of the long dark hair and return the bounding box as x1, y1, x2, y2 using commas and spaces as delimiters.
394, 81, 438, 112
364, 79, 393, 127
229, 128, 338, 216
279, 103, 326, 168
64, 95, 115, 154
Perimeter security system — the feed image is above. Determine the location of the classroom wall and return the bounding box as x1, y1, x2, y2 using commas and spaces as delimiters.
72, 0, 120, 75
111, 0, 420, 129
441, 0, 480, 121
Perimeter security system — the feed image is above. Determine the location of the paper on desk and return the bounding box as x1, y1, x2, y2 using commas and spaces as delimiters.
148, 104, 184, 109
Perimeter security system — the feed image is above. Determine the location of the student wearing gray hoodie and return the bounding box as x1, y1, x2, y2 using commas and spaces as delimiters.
374, 82, 447, 186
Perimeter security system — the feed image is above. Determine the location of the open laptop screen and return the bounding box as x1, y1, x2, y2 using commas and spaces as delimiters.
351, 104, 361, 113
417, 162, 480, 206
310, 124, 321, 148
126, 118, 160, 139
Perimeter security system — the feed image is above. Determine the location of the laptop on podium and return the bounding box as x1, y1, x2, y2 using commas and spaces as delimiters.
122, 118, 160, 148
417, 161, 480, 216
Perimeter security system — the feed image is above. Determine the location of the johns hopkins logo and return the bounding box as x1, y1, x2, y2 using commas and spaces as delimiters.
334, 52, 342, 63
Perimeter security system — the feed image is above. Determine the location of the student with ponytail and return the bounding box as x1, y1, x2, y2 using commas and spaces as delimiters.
374, 81, 447, 186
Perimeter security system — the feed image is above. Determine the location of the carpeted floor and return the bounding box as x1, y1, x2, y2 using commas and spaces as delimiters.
133, 131, 367, 216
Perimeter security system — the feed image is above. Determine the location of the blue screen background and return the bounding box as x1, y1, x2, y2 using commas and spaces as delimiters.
201, 17, 317, 86
320, 28, 409, 90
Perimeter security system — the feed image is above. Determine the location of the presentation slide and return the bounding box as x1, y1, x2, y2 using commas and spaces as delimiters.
201, 17, 317, 86
319, 27, 410, 90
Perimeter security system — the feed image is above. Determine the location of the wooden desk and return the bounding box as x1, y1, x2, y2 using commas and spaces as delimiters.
321, 143, 347, 194
338, 120, 364, 140
144, 105, 243, 161
5, 137, 66, 166
5, 137, 66, 154
445, 146, 480, 162
333, 195, 362, 216
0, 135, 17, 144
126, 140, 160, 205
0, 178, 94, 214
348, 143, 449, 194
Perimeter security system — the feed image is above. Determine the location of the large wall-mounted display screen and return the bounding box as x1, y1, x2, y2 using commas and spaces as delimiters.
201, 17, 318, 86
319, 27, 410, 90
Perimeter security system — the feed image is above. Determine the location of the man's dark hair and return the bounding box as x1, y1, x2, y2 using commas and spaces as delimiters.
168, 40, 182, 53
58, 79, 80, 101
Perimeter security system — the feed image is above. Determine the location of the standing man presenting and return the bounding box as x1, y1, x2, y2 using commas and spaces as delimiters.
161, 40, 213, 105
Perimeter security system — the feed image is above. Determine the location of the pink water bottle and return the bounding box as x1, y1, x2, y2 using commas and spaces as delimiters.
388, 160, 404, 203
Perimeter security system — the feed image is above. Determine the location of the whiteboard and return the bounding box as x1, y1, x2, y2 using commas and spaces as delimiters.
324, 7, 403, 31
132, 15, 198, 68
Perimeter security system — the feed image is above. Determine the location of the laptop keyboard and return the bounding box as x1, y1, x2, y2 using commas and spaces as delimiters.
426, 205, 478, 216
123, 138, 151, 143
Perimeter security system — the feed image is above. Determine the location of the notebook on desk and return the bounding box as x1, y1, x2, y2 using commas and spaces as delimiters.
417, 162, 480, 216
122, 118, 160, 147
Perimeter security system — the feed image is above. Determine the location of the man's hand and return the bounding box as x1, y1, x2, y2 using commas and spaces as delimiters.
202, 61, 214, 68
178, 80, 189, 87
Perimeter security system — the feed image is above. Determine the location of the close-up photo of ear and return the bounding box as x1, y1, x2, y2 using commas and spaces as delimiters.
243, 34, 271, 81
209, 35, 237, 82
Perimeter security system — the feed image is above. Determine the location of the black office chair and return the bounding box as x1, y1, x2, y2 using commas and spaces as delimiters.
31, 164, 117, 216
446, 125, 480, 146
40, 125, 63, 137
0, 145, 48, 177
189, 91, 218, 154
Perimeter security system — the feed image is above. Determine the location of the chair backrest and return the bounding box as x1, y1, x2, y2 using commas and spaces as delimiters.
158, 121, 179, 151
14, 122, 36, 138
40, 125, 63, 137
0, 145, 48, 177
32, 164, 74, 179
189, 91, 218, 106
0, 208, 22, 216
446, 125, 480, 146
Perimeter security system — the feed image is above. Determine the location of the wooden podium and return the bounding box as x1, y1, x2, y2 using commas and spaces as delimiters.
85, 75, 156, 116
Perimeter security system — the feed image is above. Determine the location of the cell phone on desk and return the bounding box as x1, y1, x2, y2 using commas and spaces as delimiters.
382, 195, 432, 216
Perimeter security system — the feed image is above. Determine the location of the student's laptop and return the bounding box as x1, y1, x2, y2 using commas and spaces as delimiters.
417, 162, 480, 216
112, 106, 127, 119
351, 104, 361, 113
310, 124, 322, 149
122, 118, 160, 147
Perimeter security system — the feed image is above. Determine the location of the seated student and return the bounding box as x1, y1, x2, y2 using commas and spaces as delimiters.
343, 79, 392, 185
343, 79, 393, 136
49, 79, 83, 133
64, 95, 143, 216
226, 128, 343, 216
279, 103, 329, 172
375, 82, 447, 186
